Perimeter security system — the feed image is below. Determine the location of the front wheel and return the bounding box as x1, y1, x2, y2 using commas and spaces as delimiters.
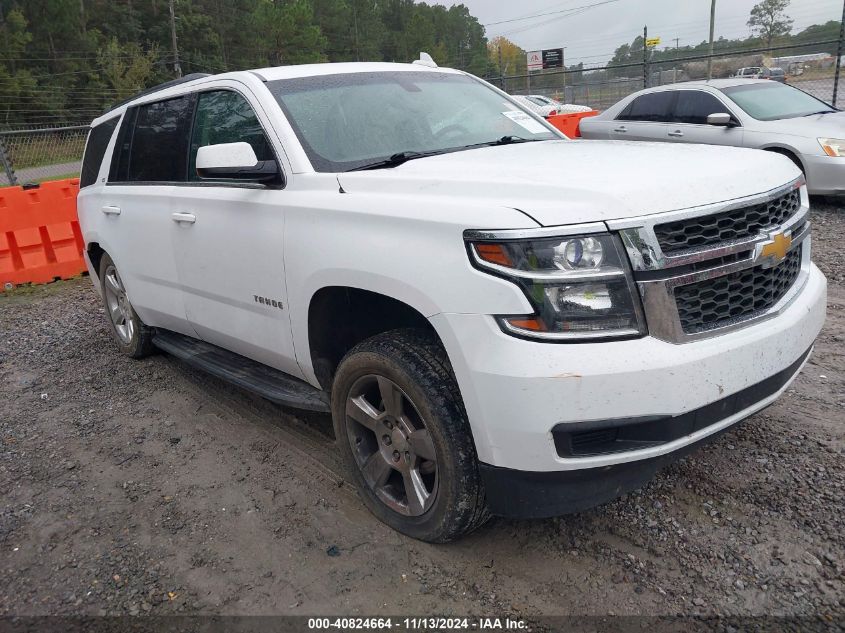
331, 329, 488, 542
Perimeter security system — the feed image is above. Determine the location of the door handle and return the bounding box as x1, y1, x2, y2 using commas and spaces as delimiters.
613, 125, 628, 133
171, 212, 196, 225
101, 205, 121, 216
668, 130, 684, 137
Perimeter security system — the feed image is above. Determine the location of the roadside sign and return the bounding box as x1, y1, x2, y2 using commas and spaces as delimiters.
646, 37, 661, 48
528, 48, 565, 71
542, 48, 564, 69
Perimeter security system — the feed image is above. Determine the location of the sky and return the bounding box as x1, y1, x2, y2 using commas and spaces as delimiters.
446, 0, 844, 65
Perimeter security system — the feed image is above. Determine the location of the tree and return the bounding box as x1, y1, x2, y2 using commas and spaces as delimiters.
747, 0, 794, 49
97, 38, 159, 101
487, 36, 525, 76
254, 0, 327, 66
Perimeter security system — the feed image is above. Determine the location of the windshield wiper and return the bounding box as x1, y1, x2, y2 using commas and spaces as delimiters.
460, 135, 541, 149
348, 150, 447, 171
346, 136, 543, 172
490, 135, 537, 145
803, 110, 835, 116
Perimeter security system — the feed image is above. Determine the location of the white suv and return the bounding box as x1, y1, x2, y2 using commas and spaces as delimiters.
78, 61, 827, 542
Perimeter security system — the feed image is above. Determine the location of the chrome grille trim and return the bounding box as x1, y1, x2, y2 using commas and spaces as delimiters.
655, 188, 801, 254
608, 177, 810, 344
608, 176, 806, 272
675, 246, 803, 334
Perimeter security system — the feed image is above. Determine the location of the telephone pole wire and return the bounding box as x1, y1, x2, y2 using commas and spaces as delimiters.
169, 0, 183, 78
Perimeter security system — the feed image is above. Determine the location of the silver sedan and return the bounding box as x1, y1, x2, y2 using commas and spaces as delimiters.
579, 79, 845, 195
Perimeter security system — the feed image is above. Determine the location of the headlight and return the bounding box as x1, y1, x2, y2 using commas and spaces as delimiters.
468, 232, 646, 341
818, 138, 845, 157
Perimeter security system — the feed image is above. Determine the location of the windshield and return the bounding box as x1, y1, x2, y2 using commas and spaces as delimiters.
721, 82, 835, 120
266, 71, 557, 172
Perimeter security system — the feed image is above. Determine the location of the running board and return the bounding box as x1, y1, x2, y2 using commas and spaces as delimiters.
152, 330, 331, 412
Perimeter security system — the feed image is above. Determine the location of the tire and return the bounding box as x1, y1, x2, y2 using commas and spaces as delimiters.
331, 328, 489, 542
98, 253, 155, 359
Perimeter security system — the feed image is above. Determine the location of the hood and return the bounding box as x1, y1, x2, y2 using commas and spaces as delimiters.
752, 110, 845, 138
336, 140, 800, 226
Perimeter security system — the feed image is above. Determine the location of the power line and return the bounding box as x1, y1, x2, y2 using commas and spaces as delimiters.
483, 0, 621, 27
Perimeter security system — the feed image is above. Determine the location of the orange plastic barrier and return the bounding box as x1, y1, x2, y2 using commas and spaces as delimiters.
546, 110, 599, 138
0, 178, 84, 290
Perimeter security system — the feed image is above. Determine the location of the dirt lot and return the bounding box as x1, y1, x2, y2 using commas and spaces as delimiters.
1, 200, 843, 622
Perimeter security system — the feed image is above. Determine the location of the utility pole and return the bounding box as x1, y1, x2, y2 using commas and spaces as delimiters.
168, 0, 182, 78
498, 45, 504, 89
562, 47, 567, 93
352, 0, 361, 62
707, 0, 716, 80
832, 0, 844, 107
643, 25, 649, 88
672, 37, 679, 82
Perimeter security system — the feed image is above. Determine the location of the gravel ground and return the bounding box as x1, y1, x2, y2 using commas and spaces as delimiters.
1, 199, 843, 621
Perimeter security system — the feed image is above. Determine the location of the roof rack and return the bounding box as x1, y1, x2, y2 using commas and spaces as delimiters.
106, 73, 212, 113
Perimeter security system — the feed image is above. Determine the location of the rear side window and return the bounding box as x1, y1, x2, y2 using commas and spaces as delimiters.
672, 91, 729, 125
188, 90, 274, 181
617, 91, 676, 122
129, 96, 194, 182
109, 95, 194, 183
80, 117, 118, 188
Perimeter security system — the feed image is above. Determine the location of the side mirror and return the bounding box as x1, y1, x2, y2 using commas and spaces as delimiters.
707, 112, 733, 127
196, 142, 279, 182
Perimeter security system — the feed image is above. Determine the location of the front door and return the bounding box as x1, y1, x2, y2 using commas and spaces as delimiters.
169, 86, 301, 378
664, 90, 744, 147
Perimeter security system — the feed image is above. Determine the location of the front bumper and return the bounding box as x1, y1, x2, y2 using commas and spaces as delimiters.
480, 345, 811, 518
429, 263, 827, 476
804, 153, 845, 195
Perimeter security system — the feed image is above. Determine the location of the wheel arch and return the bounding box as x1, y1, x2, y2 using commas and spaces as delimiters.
306, 285, 446, 391
760, 145, 806, 175
86, 242, 106, 281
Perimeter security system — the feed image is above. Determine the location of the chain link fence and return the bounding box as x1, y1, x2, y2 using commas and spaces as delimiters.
0, 38, 842, 187
490, 41, 843, 112
0, 125, 89, 187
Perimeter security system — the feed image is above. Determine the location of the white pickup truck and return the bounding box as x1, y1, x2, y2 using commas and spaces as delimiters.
78, 59, 827, 542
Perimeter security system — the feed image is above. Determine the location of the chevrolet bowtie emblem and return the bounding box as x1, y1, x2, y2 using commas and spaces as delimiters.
756, 230, 792, 266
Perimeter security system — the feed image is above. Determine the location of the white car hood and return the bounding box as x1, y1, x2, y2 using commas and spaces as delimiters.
337, 140, 800, 226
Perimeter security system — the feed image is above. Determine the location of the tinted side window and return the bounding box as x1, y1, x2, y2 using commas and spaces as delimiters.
126, 96, 194, 182
617, 92, 676, 122
109, 108, 137, 182
80, 117, 118, 188
188, 90, 274, 181
673, 91, 729, 124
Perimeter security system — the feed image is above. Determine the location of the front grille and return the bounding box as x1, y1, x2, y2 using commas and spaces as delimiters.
674, 247, 803, 334
655, 189, 801, 254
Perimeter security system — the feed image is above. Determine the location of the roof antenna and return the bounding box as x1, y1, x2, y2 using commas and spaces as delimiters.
413, 52, 438, 68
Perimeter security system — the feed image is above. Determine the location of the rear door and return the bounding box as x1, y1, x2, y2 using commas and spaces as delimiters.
610, 91, 677, 141
101, 95, 197, 335
665, 90, 744, 147
168, 85, 301, 377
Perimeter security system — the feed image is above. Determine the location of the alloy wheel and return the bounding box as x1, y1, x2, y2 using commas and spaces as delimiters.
345, 375, 438, 516
103, 264, 135, 345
